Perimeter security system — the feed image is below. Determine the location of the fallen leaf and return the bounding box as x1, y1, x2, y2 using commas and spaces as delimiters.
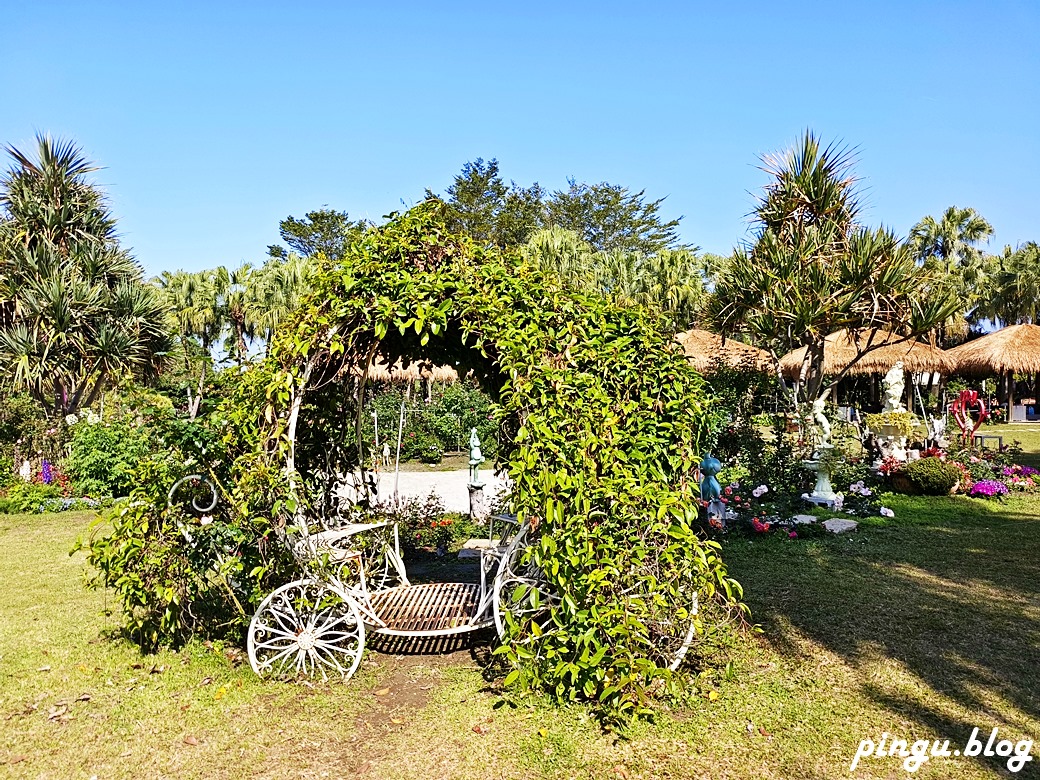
538, 728, 548, 737
198, 677, 213, 686
758, 727, 772, 737
47, 703, 68, 720
374, 688, 390, 697
213, 686, 227, 701
149, 665, 165, 675
708, 691, 719, 701
37, 665, 51, 673
8, 755, 27, 764
390, 717, 404, 725
119, 750, 132, 758
612, 766, 629, 779
471, 724, 489, 734
75, 693, 91, 702
180, 704, 190, 712
130, 663, 143, 670
183, 735, 199, 746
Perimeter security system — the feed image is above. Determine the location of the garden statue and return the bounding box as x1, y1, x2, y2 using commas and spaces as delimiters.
812, 397, 832, 452
698, 454, 726, 524
951, 389, 988, 445
882, 361, 906, 413
381, 441, 391, 468
928, 415, 949, 449
468, 428, 484, 487
802, 397, 841, 508
19, 459, 31, 482
467, 428, 488, 521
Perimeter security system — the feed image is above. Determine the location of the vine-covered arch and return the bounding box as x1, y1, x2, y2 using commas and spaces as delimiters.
258, 201, 742, 714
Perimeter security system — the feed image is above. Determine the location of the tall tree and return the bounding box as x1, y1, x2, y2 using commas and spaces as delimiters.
0, 135, 171, 417
428, 158, 544, 248
545, 179, 684, 254
909, 205, 994, 339
975, 242, 1040, 326
707, 131, 958, 405
524, 228, 705, 330
268, 207, 366, 260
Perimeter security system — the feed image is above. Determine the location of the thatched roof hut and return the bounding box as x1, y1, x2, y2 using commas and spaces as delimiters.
778, 329, 955, 379
363, 359, 460, 384
945, 324, 1040, 376
675, 329, 769, 372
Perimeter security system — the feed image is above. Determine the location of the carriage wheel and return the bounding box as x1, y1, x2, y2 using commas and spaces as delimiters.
643, 583, 699, 671
492, 524, 559, 641
247, 579, 365, 682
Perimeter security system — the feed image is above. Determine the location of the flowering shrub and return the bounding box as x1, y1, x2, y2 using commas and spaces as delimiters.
969, 480, 1009, 499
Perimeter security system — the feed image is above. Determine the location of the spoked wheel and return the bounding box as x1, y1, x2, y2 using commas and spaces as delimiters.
493, 523, 559, 640
643, 584, 699, 671
247, 579, 365, 682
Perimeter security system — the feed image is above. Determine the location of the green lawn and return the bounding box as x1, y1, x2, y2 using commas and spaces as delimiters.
986, 423, 1040, 469
2, 489, 1038, 778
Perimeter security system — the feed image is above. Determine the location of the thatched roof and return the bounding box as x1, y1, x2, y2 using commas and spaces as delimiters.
362, 359, 460, 384
675, 329, 770, 372
945, 324, 1040, 376
778, 329, 956, 379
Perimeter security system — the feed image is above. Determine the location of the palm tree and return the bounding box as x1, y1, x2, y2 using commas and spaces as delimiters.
975, 242, 1040, 326
0, 136, 171, 417
909, 206, 994, 341
523, 228, 706, 330
909, 206, 993, 267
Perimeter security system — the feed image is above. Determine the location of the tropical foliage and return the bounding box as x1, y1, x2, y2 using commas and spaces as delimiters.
0, 135, 171, 416
707, 131, 960, 404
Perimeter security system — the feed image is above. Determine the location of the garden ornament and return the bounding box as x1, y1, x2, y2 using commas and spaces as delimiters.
882, 361, 906, 413
698, 454, 726, 522
812, 397, 832, 450
18, 459, 31, 482
468, 427, 485, 486
951, 389, 988, 444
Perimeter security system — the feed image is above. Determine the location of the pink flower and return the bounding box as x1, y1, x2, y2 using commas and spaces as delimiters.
788, 530, 798, 539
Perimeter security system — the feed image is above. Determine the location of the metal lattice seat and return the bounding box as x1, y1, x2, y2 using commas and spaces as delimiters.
370, 582, 490, 636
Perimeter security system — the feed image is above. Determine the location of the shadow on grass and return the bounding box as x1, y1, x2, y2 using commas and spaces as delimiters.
723, 495, 1040, 745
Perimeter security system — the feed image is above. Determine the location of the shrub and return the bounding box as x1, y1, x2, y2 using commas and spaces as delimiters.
0, 480, 63, 513
903, 457, 962, 495
66, 417, 152, 497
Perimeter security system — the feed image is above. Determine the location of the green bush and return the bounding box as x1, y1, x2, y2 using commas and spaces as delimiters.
903, 457, 962, 495
0, 480, 63, 513
66, 418, 152, 497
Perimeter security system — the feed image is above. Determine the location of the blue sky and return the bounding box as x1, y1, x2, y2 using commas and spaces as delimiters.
3, 1, 1037, 276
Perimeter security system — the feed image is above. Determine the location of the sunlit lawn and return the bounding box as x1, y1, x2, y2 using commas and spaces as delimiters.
1, 486, 1038, 778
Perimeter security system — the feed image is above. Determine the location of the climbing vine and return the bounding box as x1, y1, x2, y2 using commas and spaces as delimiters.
85, 200, 744, 719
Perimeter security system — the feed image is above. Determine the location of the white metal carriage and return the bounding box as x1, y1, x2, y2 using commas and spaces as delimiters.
245, 510, 550, 682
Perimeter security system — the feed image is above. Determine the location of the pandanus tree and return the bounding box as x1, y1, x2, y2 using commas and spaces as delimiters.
707, 131, 959, 406
0, 135, 171, 417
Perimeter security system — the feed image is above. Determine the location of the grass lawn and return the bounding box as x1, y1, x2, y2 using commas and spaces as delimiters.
2, 492, 1038, 777
985, 423, 1040, 470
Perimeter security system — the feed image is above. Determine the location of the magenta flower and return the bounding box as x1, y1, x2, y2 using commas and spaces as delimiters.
969, 480, 1009, 498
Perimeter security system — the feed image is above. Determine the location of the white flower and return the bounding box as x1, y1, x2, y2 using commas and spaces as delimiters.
64, 414, 79, 425
752, 484, 769, 498
833, 494, 844, 510
879, 506, 894, 518
200, 515, 214, 526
